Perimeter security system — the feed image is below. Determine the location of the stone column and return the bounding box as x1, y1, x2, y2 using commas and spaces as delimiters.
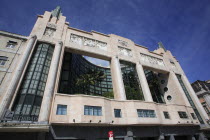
0, 35, 37, 117
111, 56, 126, 100
170, 71, 191, 106
181, 74, 209, 120
38, 41, 63, 123
203, 95, 210, 108
136, 63, 153, 102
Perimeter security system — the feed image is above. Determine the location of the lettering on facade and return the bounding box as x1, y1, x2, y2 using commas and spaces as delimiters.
118, 46, 132, 57
118, 39, 128, 47
140, 53, 164, 66
44, 27, 56, 37
70, 34, 107, 51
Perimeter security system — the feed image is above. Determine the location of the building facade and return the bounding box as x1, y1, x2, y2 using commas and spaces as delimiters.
192, 80, 210, 119
0, 7, 209, 140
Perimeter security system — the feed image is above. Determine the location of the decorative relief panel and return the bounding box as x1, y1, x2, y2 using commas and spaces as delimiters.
118, 39, 128, 47
44, 27, 56, 37
118, 46, 132, 57
47, 23, 57, 29
70, 34, 107, 51
140, 53, 164, 66
70, 34, 83, 45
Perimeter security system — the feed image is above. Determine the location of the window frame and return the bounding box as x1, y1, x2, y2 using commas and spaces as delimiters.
6, 41, 17, 49
137, 109, 156, 118
0, 56, 8, 66
56, 104, 67, 115
84, 105, 102, 116
178, 111, 188, 119
114, 109, 122, 118
163, 111, 170, 119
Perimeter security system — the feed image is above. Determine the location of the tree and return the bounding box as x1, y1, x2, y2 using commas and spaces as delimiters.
76, 69, 106, 94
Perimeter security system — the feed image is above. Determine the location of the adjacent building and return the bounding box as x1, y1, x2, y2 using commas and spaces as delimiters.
192, 80, 210, 118
0, 6, 209, 140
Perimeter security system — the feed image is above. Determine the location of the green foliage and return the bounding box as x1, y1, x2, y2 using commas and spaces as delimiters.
125, 86, 144, 100
103, 91, 114, 99
76, 69, 106, 86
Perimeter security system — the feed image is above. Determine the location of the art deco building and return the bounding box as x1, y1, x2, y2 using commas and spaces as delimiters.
192, 80, 210, 118
0, 6, 209, 140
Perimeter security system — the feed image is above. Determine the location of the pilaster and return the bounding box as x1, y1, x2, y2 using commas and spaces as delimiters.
111, 56, 126, 100
136, 63, 153, 102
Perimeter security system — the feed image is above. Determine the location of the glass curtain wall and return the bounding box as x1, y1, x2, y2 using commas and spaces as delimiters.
144, 70, 165, 103
12, 43, 54, 121
120, 60, 144, 100
176, 74, 204, 124
59, 52, 113, 98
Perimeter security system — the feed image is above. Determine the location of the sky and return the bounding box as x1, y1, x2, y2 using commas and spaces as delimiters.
0, 0, 210, 83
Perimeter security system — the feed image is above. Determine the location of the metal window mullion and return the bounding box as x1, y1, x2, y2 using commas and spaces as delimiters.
29, 44, 50, 119
18, 44, 42, 119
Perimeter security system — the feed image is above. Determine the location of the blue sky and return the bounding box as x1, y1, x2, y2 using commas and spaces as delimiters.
0, 0, 210, 83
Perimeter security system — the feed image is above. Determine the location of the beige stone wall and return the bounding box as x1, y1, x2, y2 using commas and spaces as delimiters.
0, 32, 27, 104
50, 94, 199, 126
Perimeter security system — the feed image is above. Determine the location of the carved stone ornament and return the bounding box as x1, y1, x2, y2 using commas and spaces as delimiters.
70, 34, 83, 45
140, 53, 164, 66
70, 34, 107, 51
44, 27, 56, 37
118, 39, 128, 47
47, 23, 57, 29
118, 46, 132, 57
84, 37, 95, 47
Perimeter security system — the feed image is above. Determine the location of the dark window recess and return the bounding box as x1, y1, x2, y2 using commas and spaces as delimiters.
178, 111, 188, 119
114, 109, 122, 118
120, 60, 144, 100
164, 87, 168, 92
144, 70, 165, 103
58, 53, 113, 99
163, 111, 170, 119
6, 41, 17, 49
0, 56, 8, 66
176, 74, 204, 124
167, 95, 172, 101
12, 43, 54, 122
84, 105, 102, 116
191, 113, 197, 120
56, 104, 67, 115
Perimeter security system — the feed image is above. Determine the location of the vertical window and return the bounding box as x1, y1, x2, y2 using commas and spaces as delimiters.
176, 74, 204, 124
12, 43, 54, 122
56, 104, 67, 115
114, 109, 121, 118
0, 56, 8, 66
163, 111, 170, 119
178, 111, 188, 119
6, 41, 17, 49
84, 105, 102, 116
144, 70, 165, 103
191, 113, 197, 120
120, 60, 144, 100
137, 109, 156, 118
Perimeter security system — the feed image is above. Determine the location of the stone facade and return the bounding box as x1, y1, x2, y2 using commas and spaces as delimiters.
0, 7, 209, 140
